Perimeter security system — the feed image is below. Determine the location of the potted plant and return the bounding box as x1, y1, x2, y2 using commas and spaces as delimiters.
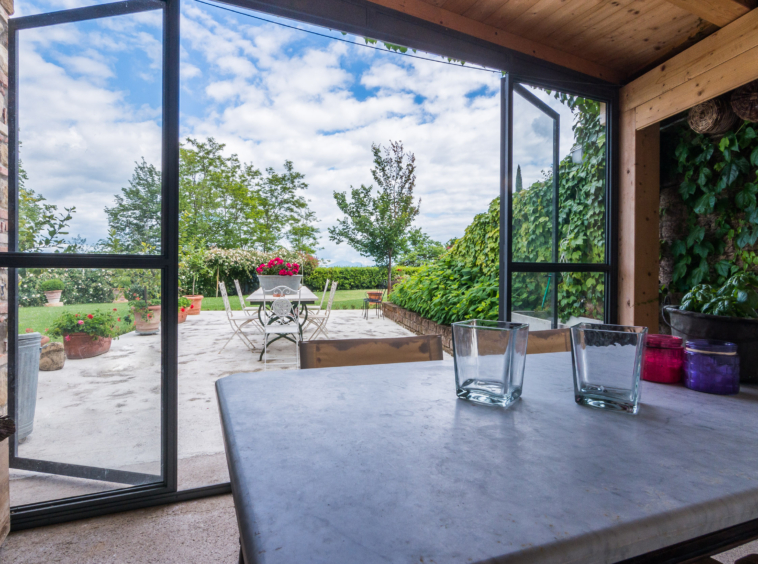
181, 242, 209, 315
256, 258, 302, 292
39, 279, 64, 307
178, 296, 191, 324
112, 274, 131, 303
664, 272, 758, 383
129, 295, 162, 335
50, 310, 118, 359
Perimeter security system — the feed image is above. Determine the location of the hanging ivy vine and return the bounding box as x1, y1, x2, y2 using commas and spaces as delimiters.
670, 123, 758, 293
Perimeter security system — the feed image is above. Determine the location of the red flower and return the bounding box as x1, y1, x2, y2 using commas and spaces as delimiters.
190, 304, 194, 309
286, 262, 291, 268
75, 314, 80, 317
181, 307, 185, 312
117, 318, 121, 322
87, 314, 94, 319
113, 308, 117, 311
279, 269, 286, 276
276, 257, 284, 264
256, 267, 263, 274
65, 335, 71, 342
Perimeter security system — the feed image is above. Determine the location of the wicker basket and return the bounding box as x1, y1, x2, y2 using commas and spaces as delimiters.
731, 80, 758, 122
688, 98, 739, 136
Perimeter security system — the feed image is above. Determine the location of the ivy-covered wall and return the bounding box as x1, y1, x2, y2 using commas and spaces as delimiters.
660, 120, 758, 301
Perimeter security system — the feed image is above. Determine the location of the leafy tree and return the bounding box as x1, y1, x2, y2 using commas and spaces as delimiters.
515, 165, 523, 193
103, 158, 161, 253
254, 160, 318, 253
329, 141, 420, 290
18, 159, 77, 252
398, 228, 445, 266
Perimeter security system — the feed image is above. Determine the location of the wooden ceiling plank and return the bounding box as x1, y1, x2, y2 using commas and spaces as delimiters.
439, 0, 485, 16
621, 7, 758, 110
663, 0, 754, 27
634, 42, 758, 127
461, 0, 512, 23
366, 0, 624, 81
482, 0, 542, 30
493, 0, 565, 33
512, 0, 606, 39
543, 0, 643, 45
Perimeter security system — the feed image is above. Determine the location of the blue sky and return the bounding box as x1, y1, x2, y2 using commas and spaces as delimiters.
16, 0, 578, 263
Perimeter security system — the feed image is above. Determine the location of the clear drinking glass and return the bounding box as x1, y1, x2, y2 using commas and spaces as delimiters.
570, 323, 648, 414
452, 320, 529, 407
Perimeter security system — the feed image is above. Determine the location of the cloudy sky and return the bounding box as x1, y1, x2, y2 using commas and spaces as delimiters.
16, 0, 578, 264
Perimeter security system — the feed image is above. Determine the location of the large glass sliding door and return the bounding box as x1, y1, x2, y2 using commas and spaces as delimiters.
501, 74, 614, 326
4, 0, 182, 527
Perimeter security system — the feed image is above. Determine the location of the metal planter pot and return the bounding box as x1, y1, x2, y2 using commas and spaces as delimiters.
663, 306, 758, 383
17, 332, 42, 442
257, 275, 302, 292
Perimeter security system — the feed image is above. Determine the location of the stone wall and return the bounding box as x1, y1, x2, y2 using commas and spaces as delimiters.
382, 302, 453, 354
0, 0, 12, 547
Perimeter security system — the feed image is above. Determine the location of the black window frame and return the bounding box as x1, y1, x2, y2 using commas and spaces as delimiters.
4, 0, 618, 531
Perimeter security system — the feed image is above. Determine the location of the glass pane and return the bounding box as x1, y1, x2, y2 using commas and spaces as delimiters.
16, 10, 163, 253
16, 0, 136, 18
557, 271, 605, 327
10, 267, 163, 507
511, 272, 555, 329
511, 87, 556, 263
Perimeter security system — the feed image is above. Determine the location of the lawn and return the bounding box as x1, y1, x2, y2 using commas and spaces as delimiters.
19, 303, 136, 342
201, 289, 383, 311
18, 289, 386, 340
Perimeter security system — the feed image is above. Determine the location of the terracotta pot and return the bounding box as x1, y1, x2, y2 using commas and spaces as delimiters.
63, 333, 112, 359
134, 305, 162, 335
184, 295, 203, 315
112, 288, 128, 303
44, 290, 63, 307
178, 308, 188, 324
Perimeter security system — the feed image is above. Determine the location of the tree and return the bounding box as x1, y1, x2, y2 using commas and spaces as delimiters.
102, 158, 161, 253
329, 141, 420, 290
18, 159, 77, 252
515, 164, 523, 193
398, 228, 445, 266
254, 160, 319, 253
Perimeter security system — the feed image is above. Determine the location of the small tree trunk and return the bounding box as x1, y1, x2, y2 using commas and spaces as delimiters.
387, 251, 392, 293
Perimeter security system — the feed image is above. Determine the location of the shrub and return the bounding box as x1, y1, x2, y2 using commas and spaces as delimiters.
39, 279, 64, 292
306, 266, 420, 290
19, 269, 116, 307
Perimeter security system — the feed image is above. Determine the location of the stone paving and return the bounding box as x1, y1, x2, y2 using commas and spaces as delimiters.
11, 309, 436, 506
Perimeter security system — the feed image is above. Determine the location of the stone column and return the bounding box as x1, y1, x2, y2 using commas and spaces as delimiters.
0, 0, 14, 546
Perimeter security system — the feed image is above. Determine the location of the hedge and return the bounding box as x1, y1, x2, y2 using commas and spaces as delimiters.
306, 266, 421, 291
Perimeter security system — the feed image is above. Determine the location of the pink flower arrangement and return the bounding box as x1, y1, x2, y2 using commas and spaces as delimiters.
77, 320, 84, 325
256, 257, 300, 277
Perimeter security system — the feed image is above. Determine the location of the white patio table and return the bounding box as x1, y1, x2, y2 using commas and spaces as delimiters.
217, 354, 758, 564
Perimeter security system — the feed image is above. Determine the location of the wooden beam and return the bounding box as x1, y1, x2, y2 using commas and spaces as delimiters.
664, 0, 754, 28
618, 110, 660, 332
621, 7, 758, 128
366, 0, 624, 83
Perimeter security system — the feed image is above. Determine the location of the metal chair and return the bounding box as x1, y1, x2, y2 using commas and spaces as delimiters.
300, 335, 444, 369
261, 285, 301, 368
363, 288, 386, 319
218, 282, 257, 353
305, 281, 338, 340
233, 279, 264, 333
311, 278, 330, 313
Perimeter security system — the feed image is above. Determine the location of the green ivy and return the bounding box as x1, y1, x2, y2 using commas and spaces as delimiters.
672, 123, 758, 291
391, 96, 607, 325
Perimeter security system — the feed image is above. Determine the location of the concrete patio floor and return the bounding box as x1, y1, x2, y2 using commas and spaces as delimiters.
11, 309, 428, 506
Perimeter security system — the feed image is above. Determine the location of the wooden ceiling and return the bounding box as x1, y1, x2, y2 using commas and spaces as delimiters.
367, 0, 757, 84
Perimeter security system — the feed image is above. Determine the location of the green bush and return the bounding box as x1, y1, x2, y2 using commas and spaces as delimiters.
19, 269, 116, 307
39, 279, 64, 292
306, 266, 420, 291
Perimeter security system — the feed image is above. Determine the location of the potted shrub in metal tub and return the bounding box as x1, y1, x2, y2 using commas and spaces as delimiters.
256, 258, 302, 292
663, 272, 758, 383
50, 310, 119, 359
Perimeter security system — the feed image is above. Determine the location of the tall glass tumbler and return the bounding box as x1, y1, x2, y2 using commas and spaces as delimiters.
570, 323, 648, 414
452, 320, 529, 407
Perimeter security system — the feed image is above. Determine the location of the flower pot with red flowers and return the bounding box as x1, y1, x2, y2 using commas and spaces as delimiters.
130, 300, 161, 335
256, 258, 302, 292
178, 296, 191, 324
184, 295, 203, 315
50, 310, 118, 360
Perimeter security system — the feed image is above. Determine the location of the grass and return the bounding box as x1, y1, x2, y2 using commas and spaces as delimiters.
19, 303, 136, 342
201, 289, 383, 311
18, 289, 385, 340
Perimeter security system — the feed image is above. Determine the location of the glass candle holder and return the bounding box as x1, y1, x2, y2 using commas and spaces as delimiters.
642, 334, 684, 384
452, 320, 529, 408
684, 339, 740, 395
570, 323, 647, 415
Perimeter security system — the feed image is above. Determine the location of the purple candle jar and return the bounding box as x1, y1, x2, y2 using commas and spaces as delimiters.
684, 339, 740, 395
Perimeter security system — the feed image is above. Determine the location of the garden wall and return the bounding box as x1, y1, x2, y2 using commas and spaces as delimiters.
382, 302, 452, 354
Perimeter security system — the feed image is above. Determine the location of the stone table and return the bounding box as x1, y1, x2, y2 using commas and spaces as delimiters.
216, 354, 758, 564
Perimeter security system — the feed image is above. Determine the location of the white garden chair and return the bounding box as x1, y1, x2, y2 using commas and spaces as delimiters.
234, 279, 264, 333
261, 285, 302, 369
305, 281, 338, 340
218, 282, 257, 353
311, 278, 330, 313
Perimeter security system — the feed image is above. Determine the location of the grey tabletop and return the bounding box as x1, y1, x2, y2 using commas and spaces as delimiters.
216, 354, 758, 564
246, 286, 318, 305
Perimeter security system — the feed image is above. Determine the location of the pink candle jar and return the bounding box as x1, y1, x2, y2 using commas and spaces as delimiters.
642, 334, 684, 384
